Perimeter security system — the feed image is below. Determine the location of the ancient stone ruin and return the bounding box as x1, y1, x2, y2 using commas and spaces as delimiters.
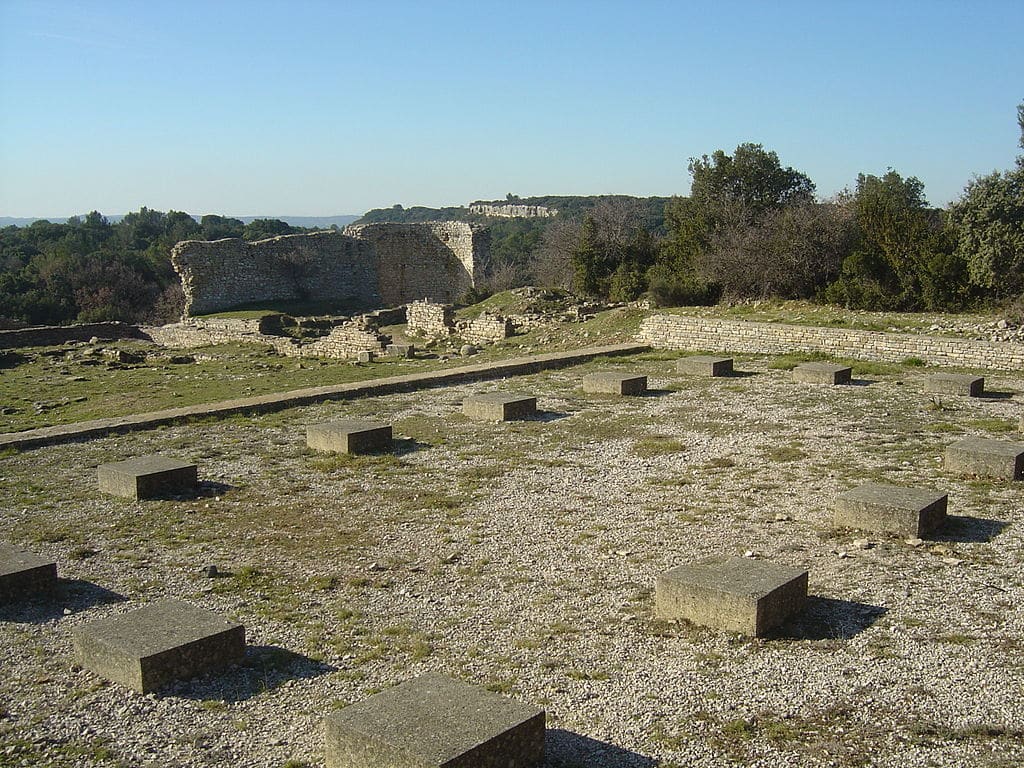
171, 222, 489, 317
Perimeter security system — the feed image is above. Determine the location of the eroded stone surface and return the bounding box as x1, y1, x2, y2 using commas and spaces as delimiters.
792, 362, 852, 385
656, 557, 808, 636
582, 372, 648, 395
72, 599, 245, 693
677, 356, 733, 377
945, 437, 1024, 480
0, 544, 57, 602
462, 394, 537, 421
324, 673, 545, 768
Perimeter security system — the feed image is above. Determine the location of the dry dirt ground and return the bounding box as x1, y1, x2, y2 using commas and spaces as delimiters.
2, 350, 1023, 768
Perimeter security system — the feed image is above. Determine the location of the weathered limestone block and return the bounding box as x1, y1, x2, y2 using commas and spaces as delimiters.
463, 394, 537, 421
462, 314, 514, 345
307, 421, 393, 455
0, 544, 57, 601
791, 362, 851, 385
323, 673, 545, 768
835, 483, 948, 536
407, 301, 455, 339
945, 437, 1024, 480
387, 343, 414, 358
924, 373, 984, 397
582, 372, 648, 395
97, 456, 197, 500
677, 355, 733, 377
72, 599, 245, 693
655, 557, 808, 637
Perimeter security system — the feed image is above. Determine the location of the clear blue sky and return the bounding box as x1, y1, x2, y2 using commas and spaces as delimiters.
1, 0, 1021, 218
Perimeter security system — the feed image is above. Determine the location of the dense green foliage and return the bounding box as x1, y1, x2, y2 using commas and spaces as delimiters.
0, 210, 307, 326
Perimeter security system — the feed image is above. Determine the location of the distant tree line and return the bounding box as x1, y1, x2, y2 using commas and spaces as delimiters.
0, 212, 310, 326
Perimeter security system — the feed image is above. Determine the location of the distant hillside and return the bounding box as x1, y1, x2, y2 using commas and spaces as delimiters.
356, 195, 671, 231
1, 214, 359, 229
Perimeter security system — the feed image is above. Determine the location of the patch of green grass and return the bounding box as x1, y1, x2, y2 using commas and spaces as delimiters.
764, 446, 806, 462
633, 435, 686, 457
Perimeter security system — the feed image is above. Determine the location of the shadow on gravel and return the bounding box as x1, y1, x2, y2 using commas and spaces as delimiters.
534, 411, 572, 423
848, 378, 877, 387
0, 579, 126, 623
171, 646, 336, 702
392, 437, 431, 456
979, 391, 1014, 400
153, 480, 234, 502
931, 515, 1008, 543
639, 388, 675, 398
773, 597, 887, 641
545, 730, 657, 768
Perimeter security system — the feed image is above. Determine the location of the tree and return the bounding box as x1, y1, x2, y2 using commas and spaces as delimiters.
242, 218, 295, 241
199, 215, 244, 240
687, 142, 815, 217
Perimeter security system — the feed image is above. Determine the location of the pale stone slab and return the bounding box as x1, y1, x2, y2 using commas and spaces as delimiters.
324, 673, 545, 768
945, 437, 1024, 480
582, 372, 648, 395
655, 557, 807, 637
462, 394, 537, 421
72, 599, 245, 693
835, 483, 948, 536
386, 344, 414, 358
0, 544, 57, 602
97, 455, 197, 500
677, 356, 733, 377
925, 374, 984, 397
307, 420, 392, 454
792, 362, 852, 385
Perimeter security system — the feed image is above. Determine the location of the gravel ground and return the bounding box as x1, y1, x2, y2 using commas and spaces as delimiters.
2, 351, 1023, 768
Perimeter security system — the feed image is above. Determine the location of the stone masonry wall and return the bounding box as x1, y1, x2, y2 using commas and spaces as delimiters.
639, 314, 1024, 371
461, 314, 513, 345
406, 300, 455, 339
0, 322, 145, 349
468, 203, 556, 218
344, 222, 486, 306
172, 232, 379, 316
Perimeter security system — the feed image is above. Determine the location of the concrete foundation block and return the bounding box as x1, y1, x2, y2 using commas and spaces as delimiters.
97, 456, 197, 500
386, 344, 414, 358
323, 673, 545, 768
792, 362, 852, 385
924, 374, 984, 397
945, 437, 1024, 480
0, 544, 58, 602
835, 483, 948, 536
462, 394, 537, 421
677, 356, 733, 377
655, 557, 808, 637
307, 420, 393, 454
582, 372, 648, 395
72, 599, 245, 693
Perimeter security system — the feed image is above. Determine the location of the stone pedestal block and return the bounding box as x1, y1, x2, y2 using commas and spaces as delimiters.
945, 437, 1024, 480
462, 394, 537, 421
792, 362, 852, 385
0, 544, 57, 601
323, 673, 545, 768
97, 456, 197, 500
656, 557, 807, 637
582, 372, 648, 395
677, 356, 733, 377
307, 421, 393, 454
386, 344, 414, 358
355, 351, 375, 363
835, 483, 948, 536
924, 374, 984, 397
72, 599, 245, 693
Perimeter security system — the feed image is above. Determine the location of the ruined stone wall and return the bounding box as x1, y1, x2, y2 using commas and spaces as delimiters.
461, 314, 513, 345
171, 232, 380, 316
344, 222, 486, 306
406, 300, 455, 339
0, 322, 145, 349
468, 204, 556, 218
639, 315, 1024, 371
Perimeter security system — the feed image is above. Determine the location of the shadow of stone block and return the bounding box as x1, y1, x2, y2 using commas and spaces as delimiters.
773, 596, 887, 640
545, 729, 657, 768
0, 578, 126, 624
175, 645, 337, 702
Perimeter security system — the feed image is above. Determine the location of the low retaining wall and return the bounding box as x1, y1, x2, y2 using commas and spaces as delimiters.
0, 322, 145, 349
639, 314, 1024, 371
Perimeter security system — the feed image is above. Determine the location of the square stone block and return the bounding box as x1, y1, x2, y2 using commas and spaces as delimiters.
324, 673, 545, 768
97, 456, 197, 500
792, 362, 852, 385
307, 420, 393, 455
582, 372, 648, 395
387, 344, 414, 358
462, 394, 537, 421
72, 599, 245, 693
655, 557, 807, 637
834, 483, 948, 537
677, 356, 733, 377
0, 544, 57, 602
945, 437, 1024, 480
924, 373, 984, 397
